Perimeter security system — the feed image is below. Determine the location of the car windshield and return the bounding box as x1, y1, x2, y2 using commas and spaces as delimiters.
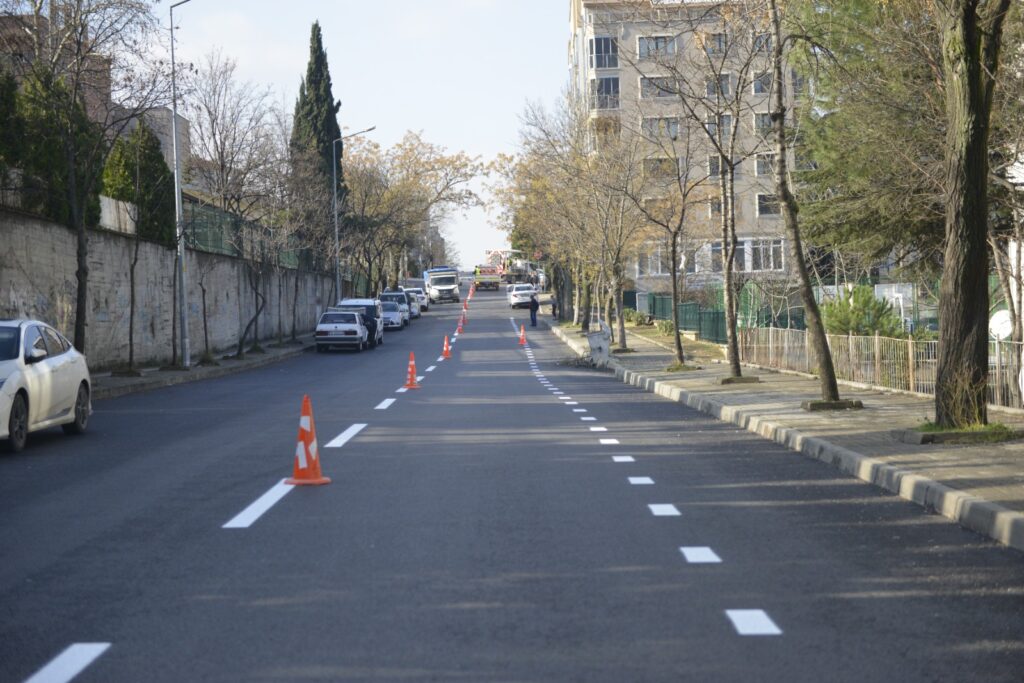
406, 288, 423, 295
514, 286, 533, 293
432, 276, 457, 286
321, 313, 356, 325
0, 327, 18, 361
382, 302, 399, 312
381, 294, 403, 303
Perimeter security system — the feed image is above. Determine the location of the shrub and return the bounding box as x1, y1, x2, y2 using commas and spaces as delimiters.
821, 285, 905, 337
656, 319, 676, 336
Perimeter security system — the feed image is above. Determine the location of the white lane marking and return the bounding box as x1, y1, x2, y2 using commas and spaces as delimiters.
553, 392, 564, 395
599, 438, 619, 444
681, 547, 722, 564
375, 399, 396, 410
426, 365, 437, 372
574, 409, 587, 413
613, 456, 635, 463
629, 477, 654, 485
565, 401, 579, 405
725, 610, 782, 636
24, 643, 112, 683
224, 480, 293, 529
437, 356, 445, 362
416, 376, 425, 382
581, 417, 597, 421
589, 426, 607, 432
325, 423, 367, 448
559, 397, 573, 401
395, 387, 408, 394
649, 504, 680, 516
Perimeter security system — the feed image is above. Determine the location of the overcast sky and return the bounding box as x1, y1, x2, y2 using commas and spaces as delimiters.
169, 0, 569, 268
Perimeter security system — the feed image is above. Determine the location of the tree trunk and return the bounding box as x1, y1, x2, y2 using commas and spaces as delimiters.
669, 230, 684, 363
934, 0, 1010, 426
720, 166, 741, 377
614, 276, 626, 351
769, 0, 839, 401
68, 142, 89, 354
580, 277, 593, 333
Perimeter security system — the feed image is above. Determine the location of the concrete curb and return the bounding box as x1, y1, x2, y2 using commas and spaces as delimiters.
550, 325, 1024, 553
93, 343, 311, 401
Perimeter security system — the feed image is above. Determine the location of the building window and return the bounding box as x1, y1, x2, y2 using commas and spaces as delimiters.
705, 114, 732, 142
590, 77, 620, 110
753, 71, 772, 95
637, 242, 672, 276
711, 242, 722, 272
735, 241, 747, 271
592, 118, 621, 145
639, 36, 676, 59
709, 197, 722, 217
703, 32, 728, 55
751, 238, 784, 271
641, 116, 680, 140
791, 69, 807, 94
644, 157, 679, 178
753, 32, 772, 53
641, 76, 676, 99
708, 155, 721, 178
589, 37, 618, 69
757, 193, 781, 216
684, 249, 697, 274
705, 73, 731, 97
756, 152, 776, 176
711, 241, 746, 271
754, 112, 772, 136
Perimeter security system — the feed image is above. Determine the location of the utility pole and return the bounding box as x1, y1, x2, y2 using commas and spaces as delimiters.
170, 0, 194, 368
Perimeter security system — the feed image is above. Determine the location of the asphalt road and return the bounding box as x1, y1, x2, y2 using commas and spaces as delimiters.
2, 291, 1024, 682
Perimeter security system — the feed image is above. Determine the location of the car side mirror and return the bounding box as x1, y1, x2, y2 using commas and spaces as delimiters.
26, 347, 47, 363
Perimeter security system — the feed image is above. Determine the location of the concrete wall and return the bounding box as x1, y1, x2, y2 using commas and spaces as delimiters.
1, 208, 334, 370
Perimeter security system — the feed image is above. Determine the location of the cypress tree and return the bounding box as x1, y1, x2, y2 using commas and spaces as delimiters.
291, 21, 342, 191
102, 123, 175, 244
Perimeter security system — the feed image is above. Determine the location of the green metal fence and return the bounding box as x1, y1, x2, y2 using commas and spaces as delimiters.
634, 292, 729, 344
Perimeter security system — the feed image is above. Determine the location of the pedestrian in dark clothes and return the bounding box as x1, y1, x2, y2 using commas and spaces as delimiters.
529, 293, 540, 327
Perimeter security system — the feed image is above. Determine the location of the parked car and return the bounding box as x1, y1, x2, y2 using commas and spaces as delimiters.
405, 287, 429, 312
404, 291, 422, 319
315, 310, 369, 352
1, 319, 91, 452
508, 284, 537, 309
336, 298, 384, 347
381, 301, 404, 330
379, 292, 411, 326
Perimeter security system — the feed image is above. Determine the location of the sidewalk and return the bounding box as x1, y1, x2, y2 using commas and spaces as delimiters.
91, 335, 314, 401
550, 323, 1024, 553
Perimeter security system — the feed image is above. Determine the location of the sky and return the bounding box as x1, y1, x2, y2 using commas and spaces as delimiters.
169, 0, 570, 268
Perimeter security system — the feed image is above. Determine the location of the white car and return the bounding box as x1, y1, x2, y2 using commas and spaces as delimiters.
381, 302, 404, 330
315, 310, 369, 352
405, 287, 429, 312
1, 319, 92, 452
508, 284, 537, 309
379, 293, 410, 326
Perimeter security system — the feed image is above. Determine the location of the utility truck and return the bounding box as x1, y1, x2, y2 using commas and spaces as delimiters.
424, 266, 461, 304
473, 265, 502, 291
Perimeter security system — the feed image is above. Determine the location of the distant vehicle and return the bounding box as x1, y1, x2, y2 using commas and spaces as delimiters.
403, 291, 422, 319
381, 301, 404, 330
335, 299, 384, 347
315, 310, 368, 352
473, 265, 502, 291
405, 287, 429, 312
424, 266, 461, 304
508, 284, 537, 309
1, 319, 91, 453
379, 292, 411, 325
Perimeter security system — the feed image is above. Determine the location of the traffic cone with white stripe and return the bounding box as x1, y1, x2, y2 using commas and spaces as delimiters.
442, 336, 452, 359
286, 395, 331, 486
404, 352, 421, 389
462, 299, 468, 312
518, 325, 527, 346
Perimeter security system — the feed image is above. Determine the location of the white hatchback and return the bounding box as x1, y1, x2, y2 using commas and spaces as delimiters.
508, 284, 537, 309
0, 319, 92, 452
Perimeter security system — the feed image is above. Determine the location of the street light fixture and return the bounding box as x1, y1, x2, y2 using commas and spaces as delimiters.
332, 126, 375, 302
170, 0, 193, 368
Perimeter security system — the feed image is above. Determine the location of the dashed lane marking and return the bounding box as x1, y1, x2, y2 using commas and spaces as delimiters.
629, 477, 654, 485
613, 456, 635, 463
559, 397, 573, 401
395, 388, 408, 394
426, 365, 437, 372
223, 480, 292, 529
416, 376, 425, 382
375, 399, 396, 410
681, 547, 722, 564
565, 402, 579, 405
589, 426, 607, 431
581, 417, 597, 421
648, 504, 681, 516
325, 423, 367, 448
574, 409, 588, 413
24, 643, 112, 683
599, 438, 619, 445
725, 610, 782, 636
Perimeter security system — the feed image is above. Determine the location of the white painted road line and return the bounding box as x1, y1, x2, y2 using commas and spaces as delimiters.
223, 480, 293, 529
24, 643, 112, 683
565, 401, 579, 405
599, 438, 620, 444
325, 423, 367, 448
573, 409, 587, 413
375, 399, 396, 410
589, 426, 608, 432
426, 365, 437, 372
649, 504, 681, 516
559, 397, 573, 402
437, 356, 445, 362
581, 417, 597, 421
725, 610, 782, 636
629, 477, 654, 485
395, 387, 408, 394
680, 547, 722, 564
416, 376, 425, 382
613, 456, 636, 463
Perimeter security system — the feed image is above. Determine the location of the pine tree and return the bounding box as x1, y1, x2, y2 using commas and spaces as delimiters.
290, 21, 342, 192
103, 123, 175, 244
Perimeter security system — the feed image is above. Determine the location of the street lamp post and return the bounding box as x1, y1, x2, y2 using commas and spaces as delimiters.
170, 0, 193, 368
332, 126, 375, 302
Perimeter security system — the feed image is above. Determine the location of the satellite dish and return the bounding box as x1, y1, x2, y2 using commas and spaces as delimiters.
989, 309, 1013, 340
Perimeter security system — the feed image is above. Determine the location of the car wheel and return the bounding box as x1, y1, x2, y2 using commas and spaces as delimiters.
7, 392, 28, 453
62, 383, 89, 435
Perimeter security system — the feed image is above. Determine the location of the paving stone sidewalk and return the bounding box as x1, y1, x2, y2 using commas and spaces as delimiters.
550, 323, 1024, 553
91, 335, 314, 401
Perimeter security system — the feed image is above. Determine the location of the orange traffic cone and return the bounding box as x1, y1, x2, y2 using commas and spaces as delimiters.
286, 395, 331, 486
456, 319, 463, 335
404, 352, 421, 389
462, 300, 468, 312
442, 336, 452, 359
461, 311, 467, 327
518, 325, 527, 346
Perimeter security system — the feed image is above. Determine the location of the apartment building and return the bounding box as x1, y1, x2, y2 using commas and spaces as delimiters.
569, 0, 795, 293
